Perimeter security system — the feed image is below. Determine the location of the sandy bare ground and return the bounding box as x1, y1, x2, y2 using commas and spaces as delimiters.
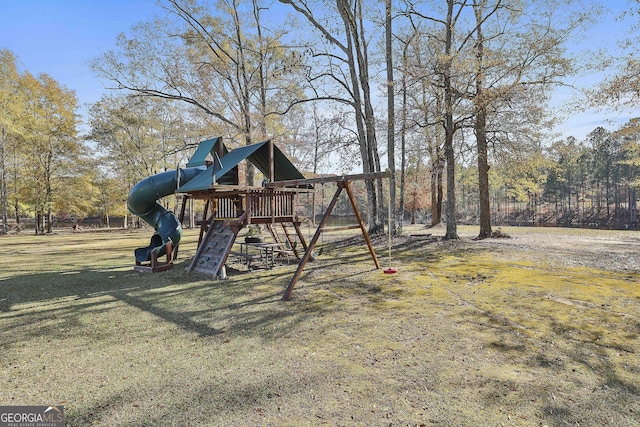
465, 225, 640, 274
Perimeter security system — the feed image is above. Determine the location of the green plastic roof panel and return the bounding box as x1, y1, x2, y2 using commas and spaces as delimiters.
178, 140, 308, 192
249, 141, 307, 183
186, 137, 228, 167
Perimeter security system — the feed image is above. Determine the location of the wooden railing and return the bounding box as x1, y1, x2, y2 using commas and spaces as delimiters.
247, 190, 295, 219
213, 190, 296, 222
215, 195, 243, 218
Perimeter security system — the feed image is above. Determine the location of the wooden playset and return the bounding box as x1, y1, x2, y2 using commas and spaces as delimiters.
128, 137, 388, 299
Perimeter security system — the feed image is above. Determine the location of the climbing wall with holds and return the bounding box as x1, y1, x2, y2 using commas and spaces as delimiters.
187, 220, 237, 277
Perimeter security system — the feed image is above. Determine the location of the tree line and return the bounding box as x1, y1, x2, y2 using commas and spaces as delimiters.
453, 122, 640, 229
0, 50, 89, 234
1, 0, 639, 236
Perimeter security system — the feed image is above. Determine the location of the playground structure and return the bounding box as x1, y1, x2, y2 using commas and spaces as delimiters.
127, 137, 389, 299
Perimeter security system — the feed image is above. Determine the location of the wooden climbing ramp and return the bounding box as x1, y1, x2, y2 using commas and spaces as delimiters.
187, 220, 238, 277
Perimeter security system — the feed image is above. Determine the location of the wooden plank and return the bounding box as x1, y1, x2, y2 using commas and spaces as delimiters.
319, 225, 362, 233
292, 221, 308, 254
181, 185, 305, 198
248, 216, 297, 224
266, 171, 390, 188
174, 194, 189, 260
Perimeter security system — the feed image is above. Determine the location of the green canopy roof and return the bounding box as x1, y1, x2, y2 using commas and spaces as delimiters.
186, 137, 228, 167
178, 140, 308, 192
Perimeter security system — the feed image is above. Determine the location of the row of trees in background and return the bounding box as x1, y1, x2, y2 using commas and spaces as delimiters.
0, 49, 216, 233
453, 122, 640, 228
2, 0, 640, 236
88, 0, 603, 239
0, 49, 89, 234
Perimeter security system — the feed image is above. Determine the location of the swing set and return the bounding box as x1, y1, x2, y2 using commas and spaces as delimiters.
129, 136, 395, 300
266, 170, 392, 300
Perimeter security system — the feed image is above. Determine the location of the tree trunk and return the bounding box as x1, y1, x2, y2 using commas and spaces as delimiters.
46, 208, 53, 233
244, 133, 255, 186
336, 0, 379, 232
0, 124, 7, 234
430, 165, 438, 224
399, 34, 414, 233
431, 156, 444, 225
474, 0, 492, 239
444, 130, 457, 238
385, 0, 396, 235
443, 0, 458, 240
14, 199, 19, 226
429, 71, 445, 226
253, 0, 268, 142
358, 29, 382, 232
231, 1, 255, 187
476, 120, 491, 238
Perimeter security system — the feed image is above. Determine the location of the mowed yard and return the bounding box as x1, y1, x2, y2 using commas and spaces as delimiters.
0, 225, 639, 426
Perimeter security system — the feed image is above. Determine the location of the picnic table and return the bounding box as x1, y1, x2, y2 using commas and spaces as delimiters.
231, 241, 286, 270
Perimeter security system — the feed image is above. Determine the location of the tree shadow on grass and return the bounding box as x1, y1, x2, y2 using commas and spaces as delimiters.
1, 256, 349, 425
65, 366, 331, 427
461, 303, 640, 426
0, 258, 335, 346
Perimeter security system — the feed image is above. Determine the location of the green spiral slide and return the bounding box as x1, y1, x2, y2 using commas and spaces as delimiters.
127, 167, 204, 263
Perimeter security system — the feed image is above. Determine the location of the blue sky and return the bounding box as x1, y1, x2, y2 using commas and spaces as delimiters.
0, 0, 638, 141
0, 0, 156, 108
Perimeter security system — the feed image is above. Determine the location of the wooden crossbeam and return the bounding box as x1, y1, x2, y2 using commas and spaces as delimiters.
319, 225, 362, 233
266, 171, 390, 188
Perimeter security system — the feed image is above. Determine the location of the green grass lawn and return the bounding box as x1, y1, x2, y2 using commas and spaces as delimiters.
1, 226, 639, 426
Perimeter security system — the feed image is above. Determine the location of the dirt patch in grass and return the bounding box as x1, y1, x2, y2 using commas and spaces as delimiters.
0, 225, 639, 426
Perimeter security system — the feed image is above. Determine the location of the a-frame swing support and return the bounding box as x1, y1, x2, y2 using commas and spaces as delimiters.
267, 171, 390, 300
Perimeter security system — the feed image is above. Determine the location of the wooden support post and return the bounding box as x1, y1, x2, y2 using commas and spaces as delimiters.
198, 198, 211, 246
344, 180, 380, 269
269, 141, 275, 224
282, 180, 381, 300
243, 194, 251, 225
293, 221, 308, 254
174, 194, 189, 260
282, 184, 343, 300
280, 223, 299, 258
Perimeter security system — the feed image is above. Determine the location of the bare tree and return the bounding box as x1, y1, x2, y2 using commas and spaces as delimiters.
441, 0, 460, 239
386, 0, 397, 234
395, 15, 446, 227
402, 0, 470, 239
279, 0, 385, 232
91, 0, 303, 185
471, 0, 497, 238
402, 0, 596, 238
469, 0, 596, 238
0, 50, 21, 234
